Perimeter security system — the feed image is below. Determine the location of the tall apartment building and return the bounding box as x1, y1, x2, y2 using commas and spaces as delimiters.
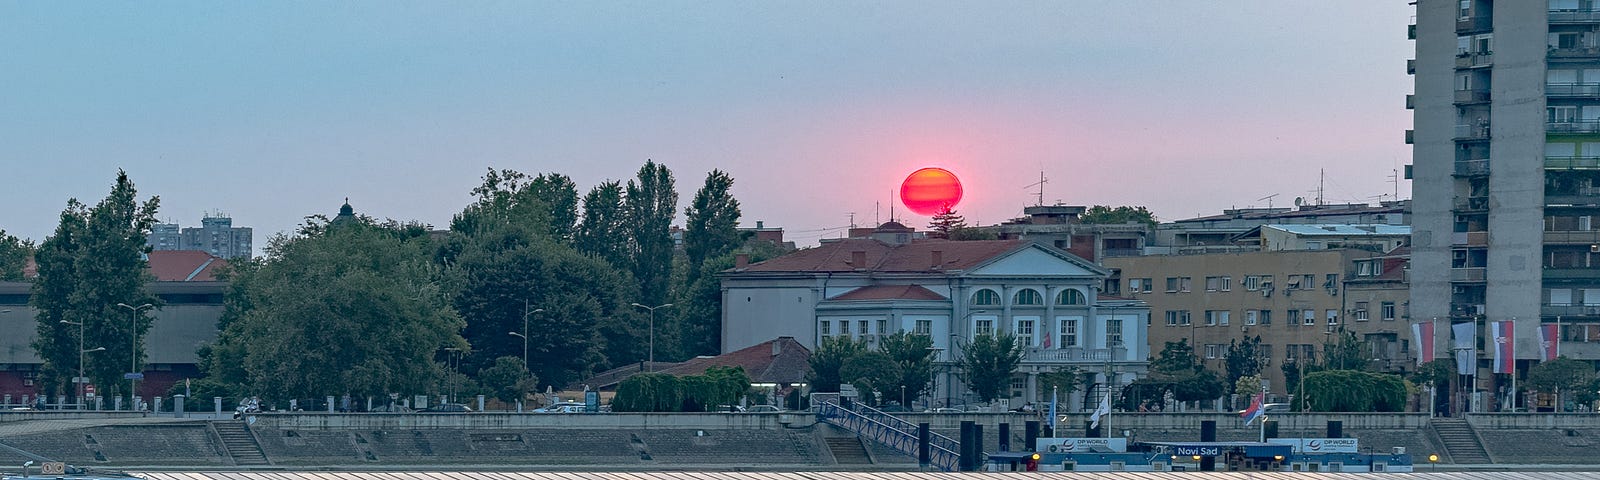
1412, 1, 1600, 374
149, 215, 253, 259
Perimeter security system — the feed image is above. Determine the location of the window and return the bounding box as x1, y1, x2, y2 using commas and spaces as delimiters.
1326, 309, 1339, 326
1382, 302, 1397, 321
1355, 302, 1370, 321
1014, 289, 1043, 306
975, 318, 994, 336
1181, 277, 1192, 292
1459, 0, 1469, 21
1246, 310, 1259, 326
1260, 310, 1272, 326
1205, 310, 1218, 326
877, 319, 888, 336
1219, 276, 1231, 291
1206, 310, 1230, 326
1061, 318, 1078, 347
1302, 274, 1316, 288
1303, 310, 1316, 326
1287, 275, 1302, 289
1204, 344, 1223, 359
858, 320, 870, 337
1056, 289, 1086, 306
1165, 311, 1180, 326
1357, 261, 1375, 277
1141, 278, 1153, 293
1016, 319, 1035, 346
1219, 310, 1230, 326
1106, 319, 1123, 346
915, 319, 932, 336
1552, 105, 1580, 123
1166, 277, 1180, 292
1288, 309, 1301, 326
1129, 278, 1143, 293
1180, 310, 1192, 326
820, 320, 831, 338
972, 289, 1000, 306
1325, 274, 1339, 288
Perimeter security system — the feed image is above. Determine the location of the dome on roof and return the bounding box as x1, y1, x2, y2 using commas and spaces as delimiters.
875, 221, 912, 232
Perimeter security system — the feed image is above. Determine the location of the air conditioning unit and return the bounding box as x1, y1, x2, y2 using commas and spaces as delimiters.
1453, 286, 1468, 294
1473, 304, 1487, 315
1392, 447, 1406, 455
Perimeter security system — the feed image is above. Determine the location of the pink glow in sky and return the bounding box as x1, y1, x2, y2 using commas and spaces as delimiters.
0, 2, 1415, 248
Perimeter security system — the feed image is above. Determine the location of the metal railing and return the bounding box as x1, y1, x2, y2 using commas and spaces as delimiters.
1549, 46, 1600, 58
1454, 159, 1489, 176
1546, 156, 1600, 170
1453, 196, 1488, 211
1551, 9, 1600, 23
1547, 121, 1600, 134
1024, 346, 1127, 363
1455, 123, 1490, 140
1454, 89, 1490, 103
1451, 267, 1486, 282
817, 400, 961, 471
1456, 52, 1493, 67
1547, 83, 1600, 97
1543, 230, 1600, 244
1457, 15, 1492, 32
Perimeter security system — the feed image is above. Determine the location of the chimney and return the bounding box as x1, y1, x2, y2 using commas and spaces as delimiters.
771, 340, 782, 357
734, 253, 750, 269
931, 250, 944, 268
851, 250, 867, 269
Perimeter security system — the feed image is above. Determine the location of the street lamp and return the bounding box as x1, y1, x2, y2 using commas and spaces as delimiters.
927, 346, 944, 409
631, 303, 673, 372
59, 320, 106, 407
515, 302, 543, 373
116, 303, 153, 405
507, 331, 528, 370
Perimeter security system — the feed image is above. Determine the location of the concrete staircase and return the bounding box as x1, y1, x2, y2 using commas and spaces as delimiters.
212, 421, 270, 466
1431, 418, 1491, 464
825, 436, 872, 465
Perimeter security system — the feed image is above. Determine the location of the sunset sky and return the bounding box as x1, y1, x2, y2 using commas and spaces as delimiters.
1, 2, 1416, 248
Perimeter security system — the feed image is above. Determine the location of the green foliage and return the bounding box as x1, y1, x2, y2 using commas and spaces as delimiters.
450, 168, 554, 237
528, 173, 580, 243
958, 332, 1024, 403
1037, 367, 1082, 400
807, 336, 867, 393
672, 242, 786, 358
1235, 375, 1263, 397
478, 356, 538, 404
877, 332, 935, 404
841, 351, 900, 406
1320, 331, 1369, 371
30, 170, 161, 399
1410, 359, 1456, 387
624, 160, 679, 307
610, 367, 750, 412
683, 169, 744, 277
1527, 356, 1596, 395
165, 378, 237, 411
1145, 339, 1226, 404
1296, 370, 1407, 412
575, 181, 630, 268
203, 218, 466, 403
926, 206, 970, 239
948, 226, 998, 241
0, 230, 33, 281
1224, 336, 1267, 394
1078, 205, 1157, 226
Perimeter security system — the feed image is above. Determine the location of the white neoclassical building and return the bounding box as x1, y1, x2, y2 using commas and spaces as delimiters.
720, 223, 1149, 409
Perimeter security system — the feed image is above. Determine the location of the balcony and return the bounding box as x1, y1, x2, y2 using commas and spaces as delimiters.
1549, 46, 1600, 59
1453, 159, 1490, 177
1544, 230, 1600, 244
1456, 52, 1494, 68
1547, 187, 1600, 206
1451, 231, 1489, 246
1546, 268, 1600, 280
1454, 89, 1491, 104
1024, 347, 1126, 364
1454, 195, 1489, 212
1451, 267, 1487, 283
1457, 15, 1492, 33
1547, 121, 1600, 134
1546, 156, 1600, 170
1543, 304, 1600, 317
1547, 83, 1600, 97
1452, 303, 1486, 318
1101, 248, 1143, 258
1455, 123, 1490, 141
1551, 9, 1600, 24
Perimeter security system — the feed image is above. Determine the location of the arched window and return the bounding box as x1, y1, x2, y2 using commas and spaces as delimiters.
1014, 289, 1043, 306
971, 289, 1000, 306
1056, 288, 1086, 306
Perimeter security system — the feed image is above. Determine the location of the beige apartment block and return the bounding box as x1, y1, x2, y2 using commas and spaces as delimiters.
1105, 248, 1409, 395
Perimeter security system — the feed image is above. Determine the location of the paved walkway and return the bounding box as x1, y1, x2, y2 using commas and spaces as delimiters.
0, 416, 205, 437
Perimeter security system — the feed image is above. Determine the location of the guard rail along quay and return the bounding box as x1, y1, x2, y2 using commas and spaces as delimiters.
816, 400, 961, 471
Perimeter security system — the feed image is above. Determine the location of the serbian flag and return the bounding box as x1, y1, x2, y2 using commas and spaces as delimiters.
1539, 324, 1560, 361
1241, 392, 1266, 426
1412, 321, 1435, 366
1491, 320, 1515, 374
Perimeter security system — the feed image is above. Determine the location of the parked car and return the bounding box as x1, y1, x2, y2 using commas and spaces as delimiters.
418, 403, 473, 413
716, 404, 746, 413
533, 402, 587, 413
745, 405, 784, 413
929, 407, 964, 413
368, 404, 414, 413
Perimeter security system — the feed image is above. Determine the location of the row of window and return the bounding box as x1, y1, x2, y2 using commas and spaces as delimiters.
1126, 274, 1339, 294
1163, 303, 1397, 327
970, 288, 1087, 306
818, 318, 934, 337
820, 317, 1127, 349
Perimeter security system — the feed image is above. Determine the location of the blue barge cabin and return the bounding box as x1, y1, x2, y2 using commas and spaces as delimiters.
986, 439, 1413, 473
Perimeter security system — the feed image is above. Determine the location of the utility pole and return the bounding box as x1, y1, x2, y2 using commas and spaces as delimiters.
116, 303, 153, 408
631, 303, 673, 371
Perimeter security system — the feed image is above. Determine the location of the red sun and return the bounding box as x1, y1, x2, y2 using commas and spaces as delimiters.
900, 167, 963, 216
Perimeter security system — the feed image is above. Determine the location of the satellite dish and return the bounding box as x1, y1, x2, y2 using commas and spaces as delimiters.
1294, 197, 1305, 207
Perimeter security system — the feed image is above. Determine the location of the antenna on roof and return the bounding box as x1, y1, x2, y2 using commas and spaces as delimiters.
1317, 169, 1325, 206
1023, 171, 1048, 206
1388, 168, 1400, 202
888, 190, 896, 223
1258, 193, 1280, 209
848, 212, 857, 228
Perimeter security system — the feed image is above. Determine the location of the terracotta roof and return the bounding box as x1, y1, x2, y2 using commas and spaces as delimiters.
830, 285, 947, 301
148, 250, 230, 282
577, 337, 812, 390
736, 238, 1026, 273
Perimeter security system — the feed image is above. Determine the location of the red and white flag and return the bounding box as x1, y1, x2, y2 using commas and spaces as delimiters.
1539, 323, 1560, 361
1412, 321, 1435, 365
1491, 320, 1515, 374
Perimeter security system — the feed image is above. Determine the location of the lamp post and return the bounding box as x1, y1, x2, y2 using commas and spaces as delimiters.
515, 302, 543, 372
115, 303, 153, 406
927, 346, 943, 409
59, 320, 106, 407
630, 303, 673, 372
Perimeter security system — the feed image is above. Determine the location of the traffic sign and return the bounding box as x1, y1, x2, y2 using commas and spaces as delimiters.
40, 462, 66, 475
123, 373, 144, 380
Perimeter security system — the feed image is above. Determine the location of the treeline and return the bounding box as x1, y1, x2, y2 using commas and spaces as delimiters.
16, 164, 788, 405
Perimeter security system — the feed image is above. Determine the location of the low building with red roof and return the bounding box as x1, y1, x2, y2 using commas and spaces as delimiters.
720, 222, 1150, 411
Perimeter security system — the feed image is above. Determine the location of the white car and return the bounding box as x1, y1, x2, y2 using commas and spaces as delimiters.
533, 402, 587, 413
745, 405, 784, 413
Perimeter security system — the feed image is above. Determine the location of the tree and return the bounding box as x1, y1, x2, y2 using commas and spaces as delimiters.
878, 332, 936, 405
958, 332, 1025, 403
478, 356, 539, 405
1078, 205, 1157, 226
1298, 370, 1407, 412
673, 242, 787, 358
528, 173, 580, 243
1037, 367, 1082, 403
841, 351, 901, 406
30, 171, 160, 400
926, 206, 970, 239
1235, 375, 1263, 397
450, 168, 551, 237
1224, 336, 1267, 394
1320, 331, 1368, 371
1527, 356, 1596, 411
1411, 359, 1455, 388
0, 230, 33, 281
948, 226, 998, 241
1146, 339, 1225, 404
682, 169, 744, 277
807, 336, 867, 393
575, 181, 629, 268
624, 160, 678, 306
204, 217, 467, 402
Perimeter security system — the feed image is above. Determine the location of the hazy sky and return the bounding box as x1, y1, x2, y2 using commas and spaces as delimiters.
1, 2, 1415, 249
